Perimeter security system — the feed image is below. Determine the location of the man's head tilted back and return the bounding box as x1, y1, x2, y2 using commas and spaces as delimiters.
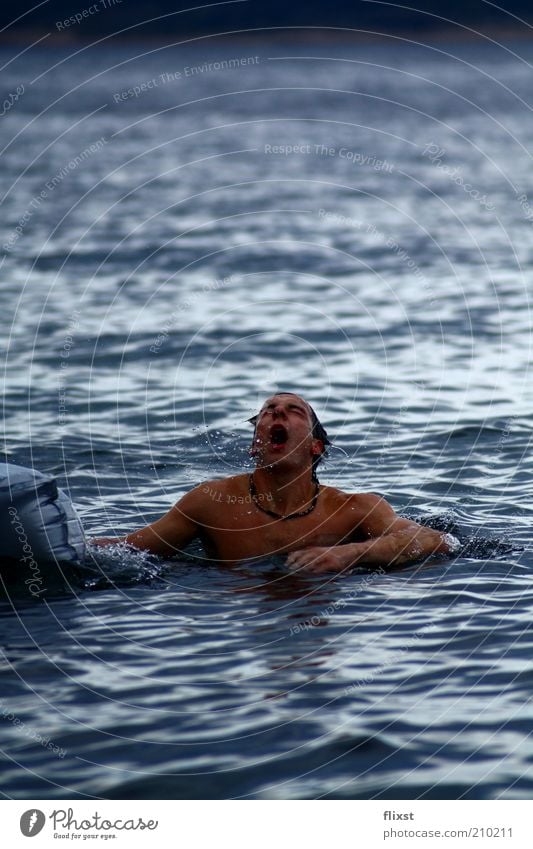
248, 392, 330, 481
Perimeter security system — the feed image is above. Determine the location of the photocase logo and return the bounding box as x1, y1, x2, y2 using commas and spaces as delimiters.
20, 809, 46, 837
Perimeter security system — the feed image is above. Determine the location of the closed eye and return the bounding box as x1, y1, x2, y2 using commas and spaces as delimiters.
261, 402, 307, 416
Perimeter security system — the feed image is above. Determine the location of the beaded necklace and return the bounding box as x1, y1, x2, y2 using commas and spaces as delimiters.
248, 473, 320, 520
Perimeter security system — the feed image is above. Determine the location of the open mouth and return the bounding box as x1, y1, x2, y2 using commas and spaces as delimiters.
270, 424, 289, 446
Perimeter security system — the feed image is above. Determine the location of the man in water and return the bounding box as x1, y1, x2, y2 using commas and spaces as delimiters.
93, 393, 457, 573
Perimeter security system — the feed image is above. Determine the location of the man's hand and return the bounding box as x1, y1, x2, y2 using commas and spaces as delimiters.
286, 546, 354, 574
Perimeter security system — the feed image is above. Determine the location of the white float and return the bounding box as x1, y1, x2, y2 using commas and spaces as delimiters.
0, 463, 86, 575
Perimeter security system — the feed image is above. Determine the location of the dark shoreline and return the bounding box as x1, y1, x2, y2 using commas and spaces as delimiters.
1, 23, 533, 49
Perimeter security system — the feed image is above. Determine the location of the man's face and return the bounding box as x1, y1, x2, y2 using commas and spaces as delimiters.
251, 393, 323, 467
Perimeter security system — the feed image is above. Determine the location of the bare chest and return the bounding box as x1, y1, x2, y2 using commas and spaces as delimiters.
201, 501, 363, 561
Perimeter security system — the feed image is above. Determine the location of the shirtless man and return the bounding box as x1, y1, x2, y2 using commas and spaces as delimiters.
92, 393, 457, 574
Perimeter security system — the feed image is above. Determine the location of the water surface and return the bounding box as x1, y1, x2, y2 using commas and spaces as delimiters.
1, 37, 533, 799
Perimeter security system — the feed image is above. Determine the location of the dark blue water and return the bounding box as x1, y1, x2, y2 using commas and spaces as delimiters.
1, 37, 533, 799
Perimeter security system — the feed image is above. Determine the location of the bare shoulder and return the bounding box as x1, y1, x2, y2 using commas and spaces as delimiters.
320, 487, 401, 534
321, 486, 388, 514
175, 474, 247, 518
196, 473, 248, 498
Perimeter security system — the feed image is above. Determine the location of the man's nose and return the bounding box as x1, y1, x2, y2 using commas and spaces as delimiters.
272, 405, 287, 418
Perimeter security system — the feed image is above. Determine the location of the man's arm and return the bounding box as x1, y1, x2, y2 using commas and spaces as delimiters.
287, 494, 458, 574
91, 487, 203, 557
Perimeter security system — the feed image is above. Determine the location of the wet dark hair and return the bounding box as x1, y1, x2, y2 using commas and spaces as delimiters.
248, 393, 331, 483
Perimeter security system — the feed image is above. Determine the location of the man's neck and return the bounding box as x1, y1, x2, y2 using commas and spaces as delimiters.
251, 465, 317, 515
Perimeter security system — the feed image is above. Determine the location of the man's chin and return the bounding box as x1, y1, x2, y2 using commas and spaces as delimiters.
256, 450, 290, 468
